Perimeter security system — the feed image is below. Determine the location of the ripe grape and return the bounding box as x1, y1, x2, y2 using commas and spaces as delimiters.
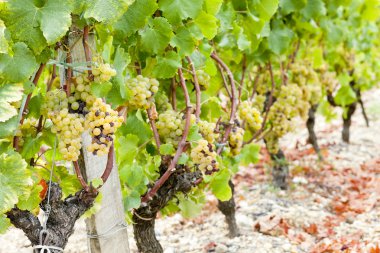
195, 70, 210, 90
229, 126, 244, 155
156, 109, 184, 147
125, 75, 159, 110
238, 101, 263, 131
190, 139, 218, 175
198, 120, 218, 143
85, 98, 123, 156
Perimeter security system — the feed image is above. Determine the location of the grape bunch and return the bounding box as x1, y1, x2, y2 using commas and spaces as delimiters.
154, 92, 172, 113
195, 70, 210, 90
156, 109, 184, 147
198, 120, 218, 143
190, 139, 218, 175
264, 132, 280, 154
85, 98, 124, 156
92, 63, 117, 83
238, 101, 263, 131
125, 75, 159, 110
69, 75, 95, 114
15, 118, 38, 147
229, 126, 245, 155
43, 90, 85, 161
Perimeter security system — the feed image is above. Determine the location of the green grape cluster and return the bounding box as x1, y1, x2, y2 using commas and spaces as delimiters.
43, 90, 85, 161
69, 74, 96, 113
190, 139, 218, 175
154, 92, 172, 113
125, 75, 159, 109
229, 126, 245, 156
320, 71, 338, 94
198, 120, 218, 143
195, 70, 210, 90
156, 109, 184, 147
238, 101, 263, 131
85, 98, 123, 156
92, 63, 117, 83
252, 95, 266, 112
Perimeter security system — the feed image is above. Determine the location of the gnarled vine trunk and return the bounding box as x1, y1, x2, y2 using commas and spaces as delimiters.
133, 166, 202, 253
7, 182, 97, 252
306, 104, 322, 160
342, 102, 357, 143
270, 149, 288, 190
217, 180, 239, 237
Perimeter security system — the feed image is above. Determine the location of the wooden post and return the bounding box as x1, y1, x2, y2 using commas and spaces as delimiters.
66, 30, 130, 253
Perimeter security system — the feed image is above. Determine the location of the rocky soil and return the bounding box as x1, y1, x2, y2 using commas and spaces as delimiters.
1, 90, 379, 253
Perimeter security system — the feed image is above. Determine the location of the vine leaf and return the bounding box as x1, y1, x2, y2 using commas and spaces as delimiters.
209, 168, 232, 201
139, 17, 174, 55
239, 143, 260, 166
114, 0, 157, 37
301, 0, 326, 19
159, 0, 203, 25
0, 20, 8, 54
1, 0, 73, 53
0, 151, 32, 213
159, 143, 175, 155
170, 27, 196, 57
194, 11, 219, 40
84, 0, 134, 23
0, 214, 11, 234
0, 83, 23, 122
0, 43, 38, 82
152, 51, 182, 79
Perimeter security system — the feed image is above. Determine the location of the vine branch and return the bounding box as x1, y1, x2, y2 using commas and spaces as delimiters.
186, 56, 201, 121
141, 68, 192, 204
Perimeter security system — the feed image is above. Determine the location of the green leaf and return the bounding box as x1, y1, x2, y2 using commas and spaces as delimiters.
27, 95, 42, 118
209, 168, 231, 201
0, 116, 18, 138
113, 47, 130, 99
90, 178, 103, 188
178, 153, 189, 164
334, 84, 357, 107
188, 125, 203, 142
90, 81, 112, 98
170, 27, 196, 57
279, 0, 306, 14
253, 0, 279, 20
17, 184, 43, 210
123, 190, 141, 210
115, 0, 157, 37
0, 43, 38, 82
178, 196, 203, 218
115, 134, 139, 166
159, 143, 175, 155
301, 0, 326, 19
152, 51, 182, 79
0, 102, 17, 122
120, 164, 144, 187
0, 151, 32, 213
120, 114, 152, 145
205, 0, 223, 15
159, 0, 204, 24
0, 20, 9, 54
194, 11, 218, 40
139, 17, 174, 54
84, 0, 134, 23
21, 135, 43, 160
38, 0, 73, 44
0, 215, 11, 234
268, 27, 294, 55
239, 143, 260, 166
2, 0, 47, 53
0, 84, 23, 103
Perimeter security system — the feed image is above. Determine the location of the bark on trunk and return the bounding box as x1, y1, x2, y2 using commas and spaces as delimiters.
270, 149, 288, 190
306, 104, 322, 160
342, 102, 357, 143
217, 180, 239, 237
7, 182, 97, 252
133, 165, 202, 253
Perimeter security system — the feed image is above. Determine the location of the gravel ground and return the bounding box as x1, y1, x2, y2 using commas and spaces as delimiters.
1, 90, 379, 253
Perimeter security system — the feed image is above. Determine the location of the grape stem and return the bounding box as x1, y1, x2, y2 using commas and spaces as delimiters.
146, 107, 161, 150
287, 39, 300, 71
73, 160, 90, 191
244, 61, 276, 145
216, 63, 232, 99
46, 64, 57, 92
211, 52, 238, 155
99, 143, 115, 185
186, 56, 201, 121
141, 68, 192, 204
83, 26, 93, 80
249, 66, 261, 101
13, 63, 46, 151
171, 77, 177, 110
